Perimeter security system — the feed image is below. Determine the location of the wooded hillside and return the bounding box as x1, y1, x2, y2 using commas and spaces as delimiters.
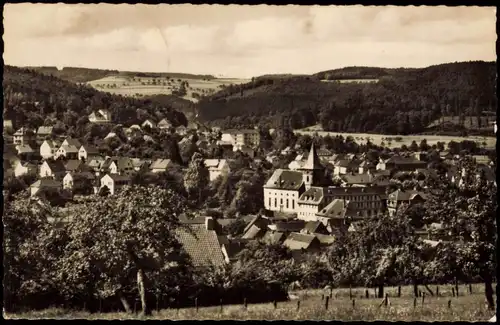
196, 61, 496, 135
3, 66, 188, 136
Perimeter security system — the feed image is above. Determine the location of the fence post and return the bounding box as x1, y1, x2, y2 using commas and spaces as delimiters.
436, 286, 439, 297
448, 300, 451, 309
297, 300, 300, 311
244, 298, 247, 310
468, 284, 472, 295
195, 297, 198, 313
325, 296, 329, 310
455, 281, 459, 297
273, 300, 277, 309
365, 289, 369, 299
398, 286, 401, 298
321, 294, 324, 301
413, 297, 417, 308
352, 298, 355, 309
419, 290, 422, 297
330, 287, 333, 298
452, 287, 455, 297
421, 292, 425, 306
384, 293, 388, 307
349, 285, 353, 300
220, 299, 223, 314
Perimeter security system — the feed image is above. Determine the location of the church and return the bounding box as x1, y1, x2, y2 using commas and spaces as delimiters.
263, 143, 326, 215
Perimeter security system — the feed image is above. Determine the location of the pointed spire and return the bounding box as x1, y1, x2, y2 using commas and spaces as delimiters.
302, 143, 323, 170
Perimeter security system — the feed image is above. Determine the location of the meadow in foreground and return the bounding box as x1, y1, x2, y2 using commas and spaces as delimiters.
7, 284, 495, 321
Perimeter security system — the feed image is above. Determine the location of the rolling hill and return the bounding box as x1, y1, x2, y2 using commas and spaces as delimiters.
196, 61, 496, 136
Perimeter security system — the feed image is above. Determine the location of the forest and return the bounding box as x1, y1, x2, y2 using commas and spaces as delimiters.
196, 61, 496, 135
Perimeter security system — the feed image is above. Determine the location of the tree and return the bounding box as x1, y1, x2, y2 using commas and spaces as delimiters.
99, 185, 110, 197
424, 162, 497, 309
409, 140, 419, 152
57, 186, 189, 315
183, 152, 210, 206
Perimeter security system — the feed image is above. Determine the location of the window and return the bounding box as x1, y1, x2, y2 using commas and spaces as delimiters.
280, 198, 283, 205
286, 199, 289, 209
275, 198, 277, 207
292, 200, 295, 209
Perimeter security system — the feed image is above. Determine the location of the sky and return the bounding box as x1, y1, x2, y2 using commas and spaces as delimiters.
3, 4, 497, 78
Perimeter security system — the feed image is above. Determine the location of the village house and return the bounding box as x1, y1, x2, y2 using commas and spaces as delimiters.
78, 145, 100, 161
36, 126, 54, 141
283, 232, 322, 253
15, 144, 34, 157
104, 132, 117, 140
64, 159, 89, 174
40, 140, 61, 159
62, 137, 82, 148
149, 159, 172, 173
130, 158, 151, 172
99, 173, 132, 195
175, 217, 227, 268
55, 144, 79, 160
108, 157, 135, 175
221, 241, 246, 263
13, 127, 35, 145
300, 220, 330, 236
297, 187, 326, 221
88, 109, 112, 123
63, 171, 96, 191
204, 159, 230, 181
336, 172, 390, 188
387, 189, 427, 216
222, 129, 261, 150
333, 159, 361, 175
241, 215, 271, 240
176, 125, 188, 136
87, 157, 106, 175
141, 119, 156, 129
14, 161, 38, 178
315, 199, 349, 228
376, 155, 427, 172
261, 231, 287, 245
236, 145, 256, 158
358, 160, 376, 174
4, 120, 14, 134
30, 179, 62, 197
157, 118, 173, 129
39, 160, 66, 180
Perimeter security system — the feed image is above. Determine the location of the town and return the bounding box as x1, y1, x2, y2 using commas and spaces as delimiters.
3, 3, 497, 322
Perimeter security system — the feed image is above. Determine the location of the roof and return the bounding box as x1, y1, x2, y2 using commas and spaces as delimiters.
102, 174, 131, 182
37, 126, 53, 135
388, 189, 427, 202
178, 214, 207, 224
216, 218, 237, 227
16, 144, 34, 154
150, 159, 172, 170
59, 145, 79, 153
87, 157, 105, 168
384, 155, 427, 165
158, 118, 172, 126
283, 232, 319, 250
14, 127, 33, 135
66, 171, 95, 180
130, 158, 150, 168
315, 234, 336, 245
44, 160, 67, 173
110, 157, 133, 170
42, 140, 61, 148
316, 199, 347, 219
268, 220, 306, 232
340, 173, 374, 185
64, 138, 81, 148
326, 186, 387, 197
80, 145, 99, 154
263, 169, 304, 190
31, 179, 62, 188
241, 224, 267, 240
175, 224, 226, 267
261, 231, 286, 245
222, 241, 245, 260
298, 187, 325, 204
300, 143, 323, 170
64, 159, 83, 172
304, 221, 326, 234
142, 119, 156, 127
359, 160, 375, 167
335, 159, 360, 168
204, 159, 227, 170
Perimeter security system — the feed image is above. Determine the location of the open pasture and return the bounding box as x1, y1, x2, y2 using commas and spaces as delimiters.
6, 283, 495, 321
296, 125, 496, 149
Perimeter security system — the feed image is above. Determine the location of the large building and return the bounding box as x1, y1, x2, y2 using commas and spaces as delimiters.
263, 144, 324, 214
222, 129, 261, 150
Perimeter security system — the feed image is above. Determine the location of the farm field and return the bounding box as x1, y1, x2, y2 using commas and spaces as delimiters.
295, 125, 497, 149
86, 75, 250, 102
6, 283, 496, 321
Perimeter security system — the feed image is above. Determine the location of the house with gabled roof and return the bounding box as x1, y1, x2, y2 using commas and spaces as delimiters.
387, 189, 427, 216
358, 160, 376, 174
99, 173, 131, 195
377, 155, 427, 172
64, 159, 88, 173
261, 231, 287, 245
221, 241, 246, 263
40, 139, 61, 159
62, 137, 82, 148
141, 119, 156, 129
175, 217, 227, 268
55, 144, 79, 160
14, 161, 38, 178
149, 159, 172, 173
78, 145, 100, 161
13, 127, 35, 145
108, 157, 134, 175
88, 109, 112, 123
241, 215, 270, 240
36, 126, 54, 141
30, 179, 62, 197
39, 160, 66, 180
130, 158, 151, 172
157, 118, 173, 129
301, 221, 330, 235
15, 144, 34, 156
283, 232, 321, 252
297, 187, 326, 221
333, 159, 360, 175
63, 171, 96, 191
204, 159, 230, 181
176, 125, 188, 136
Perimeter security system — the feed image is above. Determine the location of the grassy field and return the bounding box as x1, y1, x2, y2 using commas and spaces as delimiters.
86, 75, 249, 102
6, 284, 495, 321
295, 125, 496, 149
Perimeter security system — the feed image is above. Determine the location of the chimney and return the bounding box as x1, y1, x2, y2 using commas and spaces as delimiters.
205, 217, 215, 231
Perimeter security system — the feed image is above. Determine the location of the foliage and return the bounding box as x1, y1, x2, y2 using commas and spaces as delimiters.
183, 153, 210, 205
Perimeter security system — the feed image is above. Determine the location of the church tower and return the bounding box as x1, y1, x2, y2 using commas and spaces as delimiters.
299, 143, 324, 190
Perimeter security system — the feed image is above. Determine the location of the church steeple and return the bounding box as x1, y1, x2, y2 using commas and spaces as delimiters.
302, 142, 323, 170
300, 143, 324, 189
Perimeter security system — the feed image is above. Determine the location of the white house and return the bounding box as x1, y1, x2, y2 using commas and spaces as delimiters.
88, 109, 112, 123
108, 157, 134, 175
39, 160, 67, 180
62, 138, 82, 148
78, 145, 100, 161
13, 127, 35, 145
63, 172, 95, 191
141, 119, 156, 129
204, 159, 231, 181
40, 140, 61, 159
14, 162, 37, 177
100, 174, 131, 195
30, 179, 62, 197
157, 118, 173, 129
55, 145, 79, 159
149, 159, 172, 173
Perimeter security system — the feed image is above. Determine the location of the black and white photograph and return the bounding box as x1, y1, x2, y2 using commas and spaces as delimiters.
2, 3, 497, 321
